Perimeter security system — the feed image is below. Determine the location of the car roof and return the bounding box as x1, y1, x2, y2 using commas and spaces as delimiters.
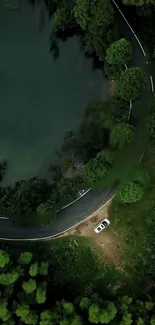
94, 218, 110, 230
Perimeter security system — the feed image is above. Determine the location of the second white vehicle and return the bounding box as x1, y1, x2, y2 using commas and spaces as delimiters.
94, 218, 110, 234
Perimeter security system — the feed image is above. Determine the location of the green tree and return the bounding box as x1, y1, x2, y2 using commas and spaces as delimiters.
120, 313, 133, 325
112, 95, 129, 122
16, 303, 38, 325
106, 38, 132, 66
36, 286, 46, 304
100, 302, 117, 323
0, 301, 11, 322
145, 301, 154, 311
77, 101, 114, 160
110, 123, 136, 148
151, 318, 155, 325
40, 311, 53, 325
117, 182, 144, 203
117, 67, 146, 101
57, 178, 75, 199
96, 150, 113, 167
15, 304, 30, 320
0, 250, 10, 268
73, 0, 90, 30
89, 303, 100, 323
39, 262, 49, 276
10, 177, 52, 217
22, 279, 37, 294
71, 315, 83, 325
36, 200, 56, 224
84, 157, 107, 184
74, 0, 114, 56
29, 263, 39, 277
50, 237, 101, 295
62, 301, 75, 315
19, 252, 33, 265
0, 270, 19, 285
137, 317, 145, 325
80, 297, 91, 310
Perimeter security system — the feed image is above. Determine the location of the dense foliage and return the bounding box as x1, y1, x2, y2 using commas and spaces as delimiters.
84, 150, 113, 184
110, 123, 136, 148
1, 236, 155, 325
117, 181, 144, 203
106, 38, 132, 66
117, 67, 146, 101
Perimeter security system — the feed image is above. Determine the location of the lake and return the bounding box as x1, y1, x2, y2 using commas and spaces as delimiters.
0, 0, 109, 184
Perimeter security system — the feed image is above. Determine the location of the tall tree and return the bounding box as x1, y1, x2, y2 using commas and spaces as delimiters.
83, 157, 108, 184
106, 38, 132, 66
117, 67, 146, 101
36, 200, 56, 225
22, 279, 37, 294
117, 181, 144, 203
0, 250, 10, 268
110, 123, 136, 148
74, 0, 115, 56
19, 252, 33, 265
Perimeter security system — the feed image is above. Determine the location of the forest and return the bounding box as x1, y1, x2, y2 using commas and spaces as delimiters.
1, 231, 155, 325
0, 0, 155, 227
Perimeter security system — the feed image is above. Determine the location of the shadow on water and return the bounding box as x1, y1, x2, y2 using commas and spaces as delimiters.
1, 0, 109, 185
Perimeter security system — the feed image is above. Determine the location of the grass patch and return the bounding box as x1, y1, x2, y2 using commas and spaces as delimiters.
106, 143, 155, 294
87, 72, 153, 189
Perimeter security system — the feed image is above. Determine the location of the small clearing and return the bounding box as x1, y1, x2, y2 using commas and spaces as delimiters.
61, 202, 125, 270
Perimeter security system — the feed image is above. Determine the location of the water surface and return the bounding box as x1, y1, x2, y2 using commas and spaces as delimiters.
0, 1, 109, 184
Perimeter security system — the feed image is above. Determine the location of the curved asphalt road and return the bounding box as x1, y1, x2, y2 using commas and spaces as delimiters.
0, 188, 115, 240
0, 1, 153, 240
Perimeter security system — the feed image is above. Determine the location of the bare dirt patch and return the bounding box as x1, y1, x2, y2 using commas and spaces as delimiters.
61, 202, 124, 269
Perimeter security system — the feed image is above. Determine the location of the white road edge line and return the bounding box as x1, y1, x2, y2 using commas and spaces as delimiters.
0, 194, 116, 241
56, 188, 91, 212
150, 75, 154, 93
0, 216, 9, 220
0, 149, 145, 241
111, 0, 146, 57
111, 0, 154, 94
0, 189, 92, 220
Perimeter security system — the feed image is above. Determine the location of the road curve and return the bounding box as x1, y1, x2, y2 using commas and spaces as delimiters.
0, 189, 115, 240
0, 1, 153, 240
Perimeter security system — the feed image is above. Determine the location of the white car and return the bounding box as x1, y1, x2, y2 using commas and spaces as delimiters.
94, 218, 110, 233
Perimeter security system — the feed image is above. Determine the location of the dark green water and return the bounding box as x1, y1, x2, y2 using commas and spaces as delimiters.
0, 1, 109, 184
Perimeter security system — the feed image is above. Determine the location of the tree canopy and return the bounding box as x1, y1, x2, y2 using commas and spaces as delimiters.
110, 122, 136, 148
84, 157, 107, 184
117, 181, 144, 203
74, 0, 115, 56
1, 240, 155, 325
117, 67, 146, 101
106, 38, 132, 66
